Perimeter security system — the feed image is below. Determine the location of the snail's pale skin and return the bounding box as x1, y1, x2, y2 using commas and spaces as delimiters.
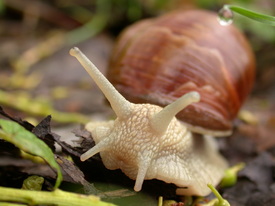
70, 47, 228, 196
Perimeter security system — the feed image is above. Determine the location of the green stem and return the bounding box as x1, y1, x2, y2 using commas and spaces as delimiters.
0, 187, 115, 206
66, 0, 110, 45
207, 184, 223, 202
0, 203, 27, 206
224, 5, 275, 26
207, 184, 230, 206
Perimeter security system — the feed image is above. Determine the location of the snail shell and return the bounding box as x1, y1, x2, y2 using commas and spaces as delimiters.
107, 10, 255, 134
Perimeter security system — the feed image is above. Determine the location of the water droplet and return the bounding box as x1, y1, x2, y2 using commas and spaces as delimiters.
218, 7, 234, 26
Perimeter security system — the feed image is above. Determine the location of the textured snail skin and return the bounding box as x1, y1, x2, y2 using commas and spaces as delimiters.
70, 47, 228, 196
107, 10, 255, 133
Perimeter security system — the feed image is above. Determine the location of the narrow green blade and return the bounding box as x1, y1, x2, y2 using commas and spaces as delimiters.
225, 5, 275, 26
0, 119, 62, 189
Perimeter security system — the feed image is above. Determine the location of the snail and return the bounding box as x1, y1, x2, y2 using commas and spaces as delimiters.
69, 9, 255, 196
71, 47, 225, 196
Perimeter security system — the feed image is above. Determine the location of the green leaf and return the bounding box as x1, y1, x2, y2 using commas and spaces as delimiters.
0, 119, 62, 189
225, 5, 275, 26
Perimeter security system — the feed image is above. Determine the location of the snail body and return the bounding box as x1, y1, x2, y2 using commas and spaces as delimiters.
70, 47, 227, 196
107, 10, 255, 134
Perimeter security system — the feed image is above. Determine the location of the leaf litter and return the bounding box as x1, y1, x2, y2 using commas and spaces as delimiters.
0, 108, 90, 189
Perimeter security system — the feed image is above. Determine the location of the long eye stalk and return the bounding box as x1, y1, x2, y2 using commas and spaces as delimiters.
70, 47, 132, 118
150, 92, 200, 135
